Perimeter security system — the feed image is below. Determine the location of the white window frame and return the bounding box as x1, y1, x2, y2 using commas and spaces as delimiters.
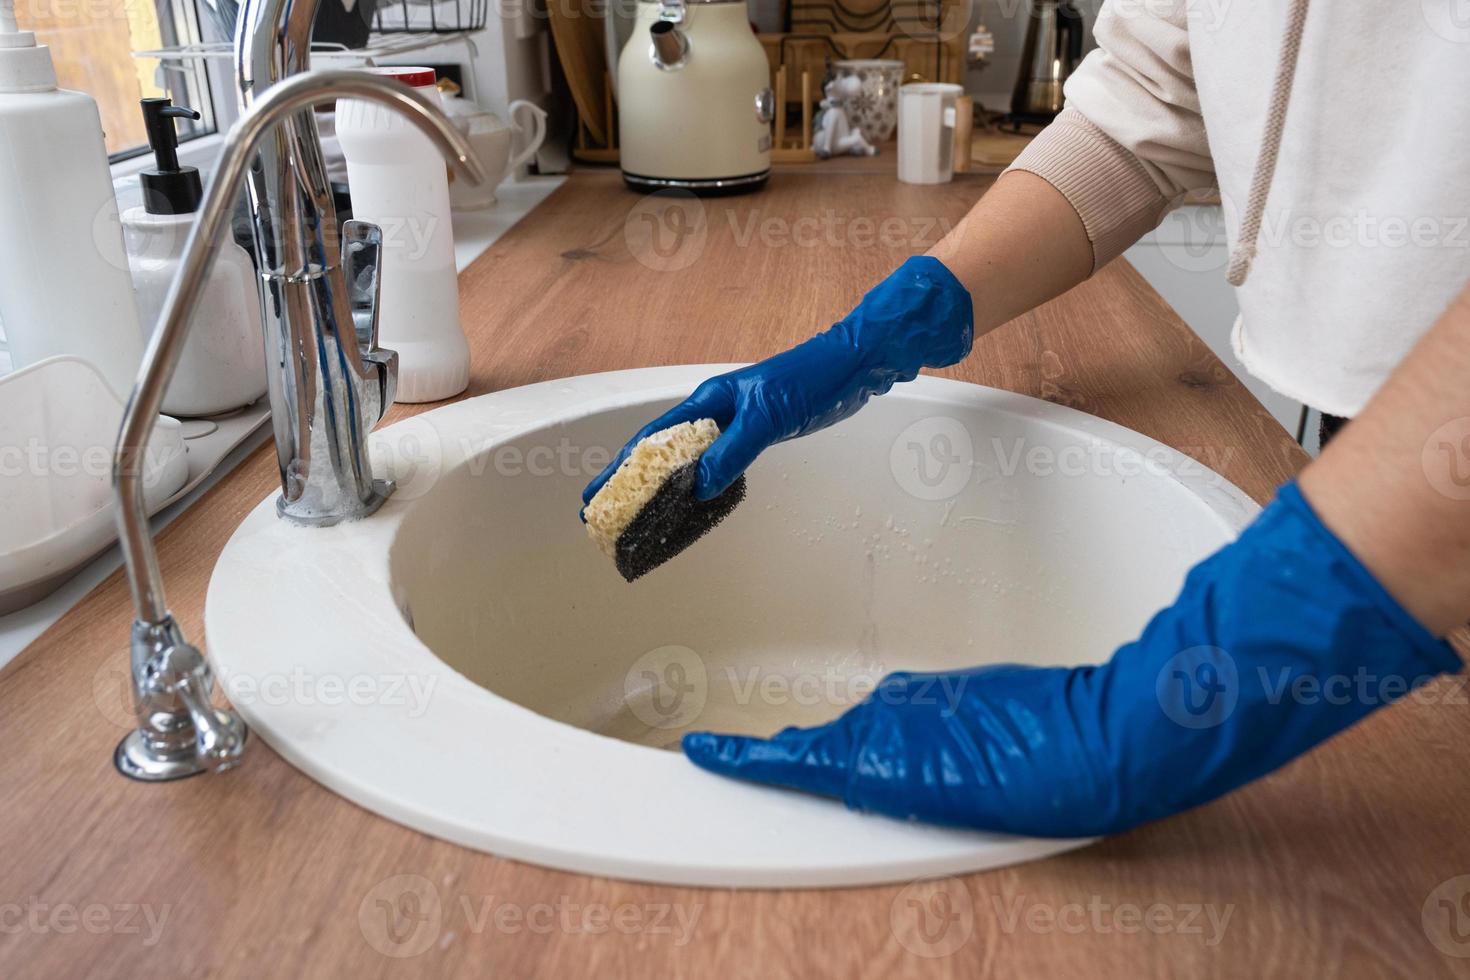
108, 0, 235, 171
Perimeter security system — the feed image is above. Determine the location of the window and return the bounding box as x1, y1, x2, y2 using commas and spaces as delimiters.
16, 0, 216, 159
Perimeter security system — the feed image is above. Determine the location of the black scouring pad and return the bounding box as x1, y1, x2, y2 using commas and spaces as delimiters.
613, 463, 746, 582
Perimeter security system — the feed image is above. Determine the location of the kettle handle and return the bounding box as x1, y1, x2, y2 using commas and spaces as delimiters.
506, 100, 548, 174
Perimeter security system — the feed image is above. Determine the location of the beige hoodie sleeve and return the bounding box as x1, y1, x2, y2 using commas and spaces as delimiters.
1007, 0, 1218, 272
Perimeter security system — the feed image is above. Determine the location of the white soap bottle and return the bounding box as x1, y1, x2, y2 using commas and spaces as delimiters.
121, 97, 267, 417
336, 66, 469, 403
0, 0, 145, 398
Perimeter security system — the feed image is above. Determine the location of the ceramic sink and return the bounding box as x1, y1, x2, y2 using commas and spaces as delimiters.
205, 365, 1258, 887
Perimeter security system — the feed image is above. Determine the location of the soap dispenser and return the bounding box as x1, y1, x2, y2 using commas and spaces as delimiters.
122, 97, 267, 417
0, 0, 145, 398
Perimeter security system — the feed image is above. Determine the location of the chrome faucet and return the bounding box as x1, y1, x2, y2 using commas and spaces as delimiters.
110, 10, 485, 780
236, 0, 410, 525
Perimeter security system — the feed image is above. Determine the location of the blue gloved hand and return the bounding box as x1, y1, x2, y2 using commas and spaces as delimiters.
582, 255, 973, 506
682, 483, 1462, 838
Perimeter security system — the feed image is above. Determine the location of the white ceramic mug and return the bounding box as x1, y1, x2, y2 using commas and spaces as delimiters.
897, 83, 964, 185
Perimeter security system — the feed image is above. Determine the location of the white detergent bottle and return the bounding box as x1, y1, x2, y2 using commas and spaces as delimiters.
0, 0, 145, 398
336, 66, 468, 403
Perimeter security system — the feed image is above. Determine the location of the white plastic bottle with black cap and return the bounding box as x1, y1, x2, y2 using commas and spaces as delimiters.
0, 0, 144, 398
336, 66, 468, 403
122, 97, 266, 417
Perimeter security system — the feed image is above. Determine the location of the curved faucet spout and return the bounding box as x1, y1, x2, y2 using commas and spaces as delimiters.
115, 68, 484, 624
110, 68, 485, 782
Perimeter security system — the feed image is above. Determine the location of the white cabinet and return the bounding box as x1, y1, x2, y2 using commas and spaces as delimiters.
1124, 205, 1306, 442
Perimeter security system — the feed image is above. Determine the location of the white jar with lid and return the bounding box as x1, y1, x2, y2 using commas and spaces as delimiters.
336, 66, 468, 403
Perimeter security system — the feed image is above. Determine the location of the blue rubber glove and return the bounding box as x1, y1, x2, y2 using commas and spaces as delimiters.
582, 255, 973, 505
682, 483, 1462, 837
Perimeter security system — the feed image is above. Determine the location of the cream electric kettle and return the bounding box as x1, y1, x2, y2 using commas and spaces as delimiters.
618, 0, 774, 194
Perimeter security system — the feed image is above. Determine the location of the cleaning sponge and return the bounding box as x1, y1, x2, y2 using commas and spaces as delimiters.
584, 419, 746, 581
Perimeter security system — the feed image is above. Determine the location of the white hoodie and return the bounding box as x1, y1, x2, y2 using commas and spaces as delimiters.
1008, 0, 1470, 417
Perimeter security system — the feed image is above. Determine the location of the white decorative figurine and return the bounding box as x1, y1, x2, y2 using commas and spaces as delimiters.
813, 75, 878, 158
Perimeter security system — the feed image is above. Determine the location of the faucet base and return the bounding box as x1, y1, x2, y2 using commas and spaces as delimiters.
116, 618, 250, 782
275, 478, 396, 527
115, 724, 249, 782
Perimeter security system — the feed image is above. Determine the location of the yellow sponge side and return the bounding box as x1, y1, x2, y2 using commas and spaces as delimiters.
585, 419, 721, 558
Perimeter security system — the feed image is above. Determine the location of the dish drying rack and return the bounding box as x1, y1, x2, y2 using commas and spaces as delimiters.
133, 31, 478, 68
374, 0, 487, 34
0, 356, 271, 615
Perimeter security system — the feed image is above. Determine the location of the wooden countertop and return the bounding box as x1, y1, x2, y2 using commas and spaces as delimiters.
3, 164, 1467, 979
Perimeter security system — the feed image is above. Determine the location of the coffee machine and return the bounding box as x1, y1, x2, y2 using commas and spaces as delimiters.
1010, 0, 1086, 125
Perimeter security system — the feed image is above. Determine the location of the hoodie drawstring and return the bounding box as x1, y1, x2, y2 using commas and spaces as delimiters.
1225, 0, 1312, 287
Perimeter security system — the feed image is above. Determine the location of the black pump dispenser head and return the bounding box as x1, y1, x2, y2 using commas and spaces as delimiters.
139, 97, 203, 215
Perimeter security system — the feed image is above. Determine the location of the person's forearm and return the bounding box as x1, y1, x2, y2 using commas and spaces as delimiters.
1299, 282, 1470, 637
926, 170, 1095, 337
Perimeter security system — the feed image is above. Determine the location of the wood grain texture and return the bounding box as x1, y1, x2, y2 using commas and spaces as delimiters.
546, 0, 608, 147
2, 164, 1467, 979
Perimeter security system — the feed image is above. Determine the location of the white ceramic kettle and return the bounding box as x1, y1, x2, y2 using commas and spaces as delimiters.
618, 0, 773, 193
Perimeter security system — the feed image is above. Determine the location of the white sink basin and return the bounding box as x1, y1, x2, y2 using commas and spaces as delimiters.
206, 366, 1258, 887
